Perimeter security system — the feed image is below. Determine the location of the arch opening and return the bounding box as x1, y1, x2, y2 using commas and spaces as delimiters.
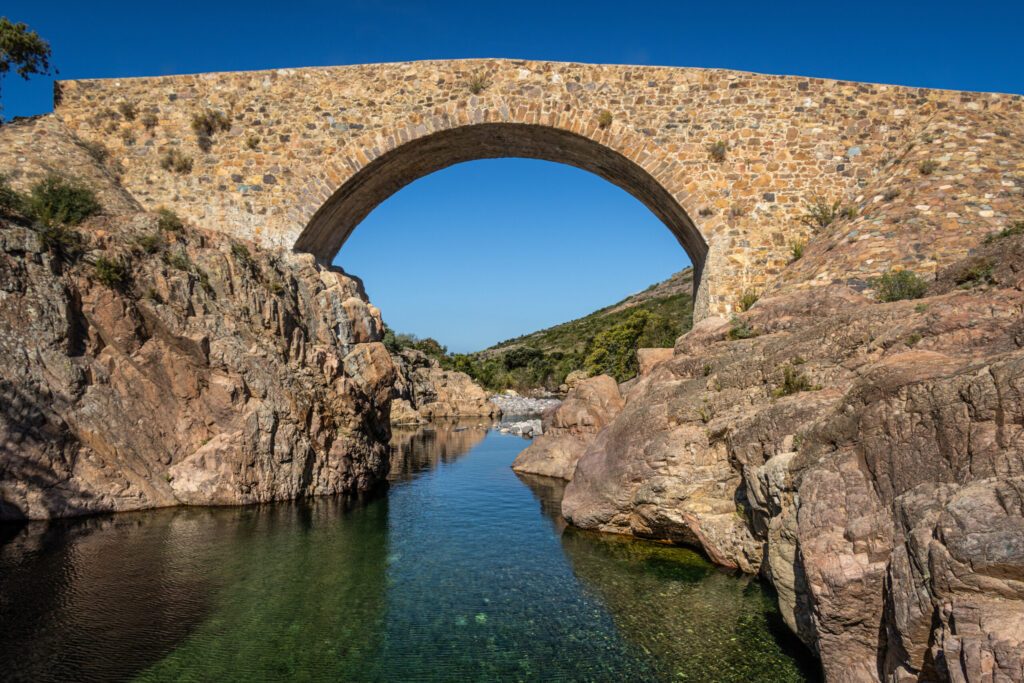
294, 123, 707, 292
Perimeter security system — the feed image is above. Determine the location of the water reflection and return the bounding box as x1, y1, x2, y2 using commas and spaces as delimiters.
389, 419, 492, 481
0, 421, 817, 682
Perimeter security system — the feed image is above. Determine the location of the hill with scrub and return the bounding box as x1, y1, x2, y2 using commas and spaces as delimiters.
386, 269, 694, 392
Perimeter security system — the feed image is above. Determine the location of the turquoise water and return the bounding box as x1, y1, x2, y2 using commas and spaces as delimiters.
0, 422, 819, 682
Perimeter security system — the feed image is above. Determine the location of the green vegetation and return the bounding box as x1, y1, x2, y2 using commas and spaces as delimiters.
773, 365, 814, 397
737, 290, 759, 312
708, 141, 728, 162
954, 261, 995, 288
1, 174, 99, 261
117, 101, 137, 121
583, 309, 678, 381
245, 135, 260, 150
141, 112, 159, 132
388, 269, 695, 392
883, 189, 900, 201
191, 109, 231, 150
726, 317, 758, 341
0, 17, 51, 117
160, 149, 193, 174
164, 248, 191, 271
467, 73, 489, 95
799, 196, 846, 232
155, 207, 184, 233
918, 159, 939, 175
93, 255, 129, 289
597, 110, 613, 129
136, 232, 163, 254
984, 220, 1024, 243
872, 269, 929, 302
24, 174, 101, 226
230, 241, 256, 273
789, 240, 805, 262
37, 223, 84, 261
0, 174, 21, 214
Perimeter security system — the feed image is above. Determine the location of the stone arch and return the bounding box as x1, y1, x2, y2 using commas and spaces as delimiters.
292, 111, 709, 295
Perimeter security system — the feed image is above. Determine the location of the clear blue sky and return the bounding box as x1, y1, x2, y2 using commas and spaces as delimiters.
4, 1, 1022, 351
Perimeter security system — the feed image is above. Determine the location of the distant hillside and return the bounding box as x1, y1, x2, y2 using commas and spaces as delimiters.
450, 269, 694, 392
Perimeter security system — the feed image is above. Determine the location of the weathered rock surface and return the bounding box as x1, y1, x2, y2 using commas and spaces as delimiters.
389, 349, 498, 424
512, 375, 623, 480
636, 347, 674, 376
0, 207, 395, 519
544, 106, 1024, 680
556, 231, 1024, 680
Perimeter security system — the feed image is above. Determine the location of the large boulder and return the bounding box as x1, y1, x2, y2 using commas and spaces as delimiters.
511, 375, 623, 480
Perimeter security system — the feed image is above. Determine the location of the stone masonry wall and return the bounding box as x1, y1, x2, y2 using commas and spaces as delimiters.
51, 59, 1024, 317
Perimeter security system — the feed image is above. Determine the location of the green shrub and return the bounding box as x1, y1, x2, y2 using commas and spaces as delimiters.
136, 232, 163, 254
918, 160, 939, 175
726, 317, 757, 340
160, 149, 192, 174
984, 220, 1024, 243
800, 196, 843, 232
737, 290, 759, 312
708, 141, 727, 162
883, 189, 900, 201
790, 240, 805, 261
467, 73, 489, 95
164, 248, 191, 271
583, 309, 677, 382
0, 174, 23, 215
37, 223, 84, 261
93, 256, 129, 289
839, 205, 858, 220
117, 101, 137, 121
773, 365, 813, 397
24, 174, 101, 226
141, 112, 159, 131
954, 261, 995, 289
872, 269, 929, 302
597, 110, 613, 129
230, 241, 255, 271
155, 207, 184, 233
245, 135, 260, 150
191, 109, 231, 138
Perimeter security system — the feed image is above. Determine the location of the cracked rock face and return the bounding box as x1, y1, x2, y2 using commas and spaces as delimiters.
389, 349, 498, 424
0, 213, 395, 519
546, 233, 1024, 680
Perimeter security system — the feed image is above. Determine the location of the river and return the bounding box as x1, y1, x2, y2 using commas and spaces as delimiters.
0, 421, 819, 682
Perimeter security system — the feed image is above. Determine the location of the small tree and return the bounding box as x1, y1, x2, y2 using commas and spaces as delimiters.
0, 18, 52, 118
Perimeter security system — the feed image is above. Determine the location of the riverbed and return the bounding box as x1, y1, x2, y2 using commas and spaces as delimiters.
0, 421, 818, 682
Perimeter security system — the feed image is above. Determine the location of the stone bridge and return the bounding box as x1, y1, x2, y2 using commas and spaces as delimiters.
51, 59, 1021, 317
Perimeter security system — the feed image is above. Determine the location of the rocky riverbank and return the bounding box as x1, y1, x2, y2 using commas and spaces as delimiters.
525, 186, 1024, 682
389, 349, 498, 424
488, 392, 560, 416
0, 117, 395, 520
